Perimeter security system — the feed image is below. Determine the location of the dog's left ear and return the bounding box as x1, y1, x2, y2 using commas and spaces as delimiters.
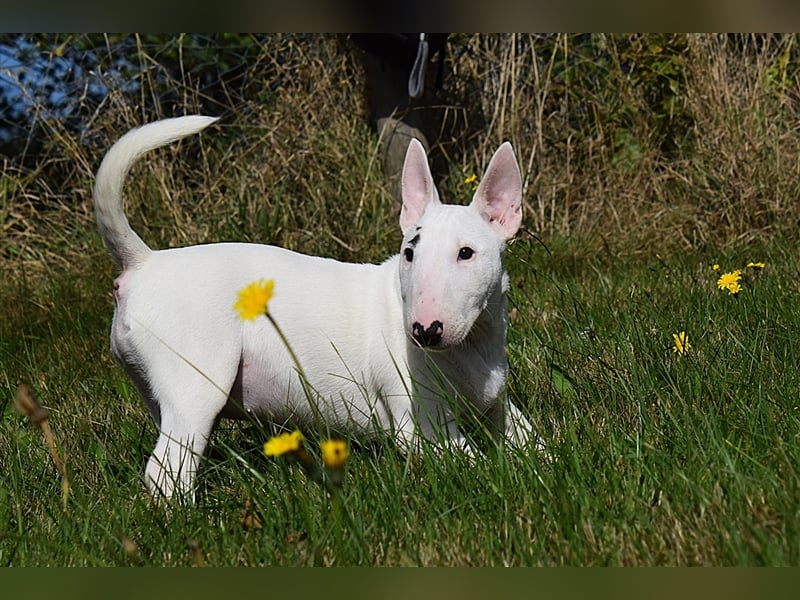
400, 139, 441, 234
471, 142, 522, 240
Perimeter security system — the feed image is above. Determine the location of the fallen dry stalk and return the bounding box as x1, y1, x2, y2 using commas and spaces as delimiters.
14, 383, 70, 506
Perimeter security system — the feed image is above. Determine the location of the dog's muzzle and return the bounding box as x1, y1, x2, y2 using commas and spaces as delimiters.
412, 320, 443, 347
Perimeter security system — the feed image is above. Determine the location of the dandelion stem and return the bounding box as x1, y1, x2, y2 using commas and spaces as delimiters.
265, 312, 325, 437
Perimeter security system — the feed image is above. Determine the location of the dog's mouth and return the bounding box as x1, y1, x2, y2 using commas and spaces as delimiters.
408, 335, 450, 352
409, 340, 451, 353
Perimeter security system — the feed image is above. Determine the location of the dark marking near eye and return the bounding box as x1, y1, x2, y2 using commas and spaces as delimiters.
404, 248, 414, 262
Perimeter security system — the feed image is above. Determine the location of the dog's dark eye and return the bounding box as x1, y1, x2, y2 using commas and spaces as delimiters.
404, 248, 414, 262
458, 247, 474, 261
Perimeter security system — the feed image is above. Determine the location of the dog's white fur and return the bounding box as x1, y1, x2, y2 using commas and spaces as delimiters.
94, 116, 536, 498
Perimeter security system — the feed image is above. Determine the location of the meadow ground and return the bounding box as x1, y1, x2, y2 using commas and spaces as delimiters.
1, 34, 800, 565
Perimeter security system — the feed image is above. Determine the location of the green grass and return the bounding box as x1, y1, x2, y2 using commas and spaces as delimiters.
2, 232, 799, 565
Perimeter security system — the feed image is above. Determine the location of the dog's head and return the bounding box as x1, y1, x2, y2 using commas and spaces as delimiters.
398, 139, 522, 349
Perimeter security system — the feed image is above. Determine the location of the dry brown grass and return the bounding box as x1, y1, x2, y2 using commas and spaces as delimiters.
461, 34, 800, 252
3, 34, 800, 283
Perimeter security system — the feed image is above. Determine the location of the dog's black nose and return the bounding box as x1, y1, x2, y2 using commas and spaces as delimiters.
412, 320, 443, 347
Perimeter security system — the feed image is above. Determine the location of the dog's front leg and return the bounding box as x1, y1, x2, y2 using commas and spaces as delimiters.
382, 394, 468, 453
486, 397, 545, 451
413, 400, 474, 454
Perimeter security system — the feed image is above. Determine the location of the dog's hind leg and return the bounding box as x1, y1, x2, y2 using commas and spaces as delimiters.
139, 352, 238, 500
146, 426, 207, 500
145, 404, 219, 500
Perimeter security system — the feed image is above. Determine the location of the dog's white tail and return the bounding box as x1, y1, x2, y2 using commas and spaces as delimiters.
93, 115, 219, 270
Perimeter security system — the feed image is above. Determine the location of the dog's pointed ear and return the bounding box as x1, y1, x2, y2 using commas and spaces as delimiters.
400, 139, 441, 233
471, 142, 523, 240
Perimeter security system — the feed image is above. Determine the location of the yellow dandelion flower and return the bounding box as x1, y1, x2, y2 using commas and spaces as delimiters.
747, 261, 765, 269
717, 270, 742, 295
234, 279, 275, 321
672, 331, 691, 355
263, 430, 304, 457
712, 263, 720, 272
464, 173, 478, 191
320, 439, 349, 470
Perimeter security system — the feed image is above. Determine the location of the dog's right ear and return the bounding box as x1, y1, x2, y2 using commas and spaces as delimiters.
400, 139, 441, 233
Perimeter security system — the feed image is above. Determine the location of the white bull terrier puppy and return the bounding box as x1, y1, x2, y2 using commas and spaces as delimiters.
93, 116, 536, 498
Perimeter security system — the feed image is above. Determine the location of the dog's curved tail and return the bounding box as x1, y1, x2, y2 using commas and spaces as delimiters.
93, 115, 220, 270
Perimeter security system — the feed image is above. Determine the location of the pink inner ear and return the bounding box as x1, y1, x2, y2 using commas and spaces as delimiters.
400, 139, 438, 233
472, 143, 522, 239
488, 192, 520, 225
